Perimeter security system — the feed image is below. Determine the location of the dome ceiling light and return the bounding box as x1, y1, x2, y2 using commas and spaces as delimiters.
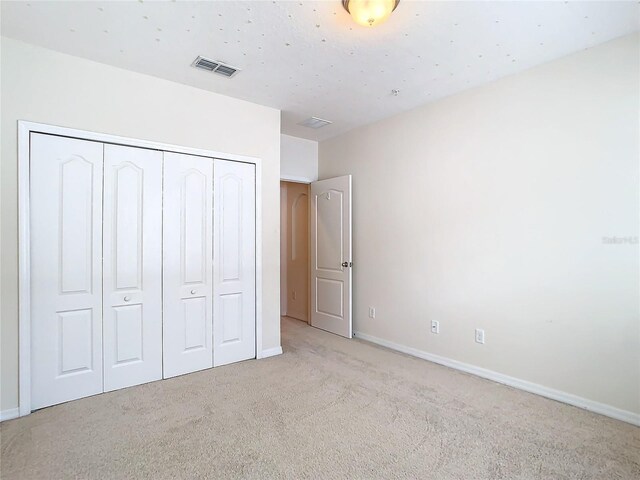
342, 0, 400, 27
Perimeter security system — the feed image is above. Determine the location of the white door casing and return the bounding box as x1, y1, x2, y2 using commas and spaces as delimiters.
162, 152, 214, 378
213, 160, 256, 366
30, 133, 104, 409
103, 144, 163, 391
310, 175, 353, 338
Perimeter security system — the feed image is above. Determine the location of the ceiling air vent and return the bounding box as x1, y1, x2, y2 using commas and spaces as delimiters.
298, 117, 333, 129
214, 64, 238, 77
192, 56, 240, 78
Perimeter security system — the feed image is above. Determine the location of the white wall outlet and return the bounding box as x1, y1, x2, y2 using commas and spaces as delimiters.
430, 320, 440, 334
368, 307, 376, 319
475, 328, 485, 344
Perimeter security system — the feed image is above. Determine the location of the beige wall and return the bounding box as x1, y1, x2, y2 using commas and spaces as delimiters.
0, 38, 281, 411
280, 134, 318, 182
319, 33, 640, 415
281, 182, 310, 322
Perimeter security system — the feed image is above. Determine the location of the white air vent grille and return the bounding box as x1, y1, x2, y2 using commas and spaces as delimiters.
192, 56, 240, 78
298, 117, 333, 129
214, 64, 237, 77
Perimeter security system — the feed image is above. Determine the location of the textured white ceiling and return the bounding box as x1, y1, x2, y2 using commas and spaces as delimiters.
2, 1, 639, 141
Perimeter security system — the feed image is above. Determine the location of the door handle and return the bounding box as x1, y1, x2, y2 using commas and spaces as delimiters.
124, 296, 131, 302
342, 262, 352, 268
190, 290, 196, 295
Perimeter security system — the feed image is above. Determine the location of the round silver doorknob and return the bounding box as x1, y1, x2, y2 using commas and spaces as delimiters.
190, 290, 196, 295
124, 296, 131, 302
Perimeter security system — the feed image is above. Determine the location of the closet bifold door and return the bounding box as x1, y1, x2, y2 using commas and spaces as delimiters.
102, 145, 163, 391
30, 134, 104, 410
213, 159, 256, 367
162, 152, 214, 378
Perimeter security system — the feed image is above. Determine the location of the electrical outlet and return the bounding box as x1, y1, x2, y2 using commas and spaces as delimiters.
430, 320, 440, 334
475, 328, 485, 344
369, 307, 376, 319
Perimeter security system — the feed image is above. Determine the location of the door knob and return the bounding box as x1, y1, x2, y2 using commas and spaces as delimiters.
342, 262, 349, 267
191, 290, 196, 295
124, 296, 131, 302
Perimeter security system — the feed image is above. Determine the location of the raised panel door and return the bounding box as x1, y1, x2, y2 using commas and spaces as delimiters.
163, 152, 214, 378
213, 159, 256, 366
30, 133, 104, 409
103, 144, 163, 391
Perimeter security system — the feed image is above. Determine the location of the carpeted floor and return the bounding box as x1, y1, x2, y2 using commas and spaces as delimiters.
1, 317, 638, 479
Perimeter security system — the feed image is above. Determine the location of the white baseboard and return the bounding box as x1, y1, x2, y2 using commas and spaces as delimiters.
0, 408, 20, 422
354, 331, 640, 427
260, 346, 283, 359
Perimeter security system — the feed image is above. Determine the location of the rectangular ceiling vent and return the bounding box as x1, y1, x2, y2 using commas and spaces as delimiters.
298, 117, 333, 129
192, 56, 240, 78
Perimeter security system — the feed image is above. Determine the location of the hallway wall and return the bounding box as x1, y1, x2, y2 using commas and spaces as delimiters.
280, 182, 310, 322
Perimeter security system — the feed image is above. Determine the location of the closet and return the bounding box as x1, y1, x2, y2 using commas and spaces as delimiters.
29, 132, 257, 410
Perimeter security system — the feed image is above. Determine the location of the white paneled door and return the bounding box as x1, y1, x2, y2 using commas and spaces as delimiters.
213, 160, 256, 366
162, 152, 214, 378
28, 127, 259, 411
103, 145, 163, 391
310, 176, 353, 338
30, 133, 104, 410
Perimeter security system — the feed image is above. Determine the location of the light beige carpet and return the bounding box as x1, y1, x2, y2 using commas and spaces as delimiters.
1, 317, 638, 479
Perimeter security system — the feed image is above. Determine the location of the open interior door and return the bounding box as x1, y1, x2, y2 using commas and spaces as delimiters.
310, 175, 352, 338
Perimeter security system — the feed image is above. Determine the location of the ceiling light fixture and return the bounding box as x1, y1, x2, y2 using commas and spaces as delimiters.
342, 0, 400, 27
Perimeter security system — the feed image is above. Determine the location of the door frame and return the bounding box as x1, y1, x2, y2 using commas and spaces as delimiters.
17, 120, 265, 417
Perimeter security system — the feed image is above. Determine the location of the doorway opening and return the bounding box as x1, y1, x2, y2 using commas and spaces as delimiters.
280, 175, 353, 338
280, 181, 311, 323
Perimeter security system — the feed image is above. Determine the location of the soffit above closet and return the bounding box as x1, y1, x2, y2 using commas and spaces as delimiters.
1, 1, 638, 141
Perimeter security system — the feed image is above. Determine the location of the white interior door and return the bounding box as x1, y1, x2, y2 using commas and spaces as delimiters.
310, 175, 352, 338
102, 144, 163, 391
30, 133, 104, 409
162, 152, 214, 378
213, 159, 256, 366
